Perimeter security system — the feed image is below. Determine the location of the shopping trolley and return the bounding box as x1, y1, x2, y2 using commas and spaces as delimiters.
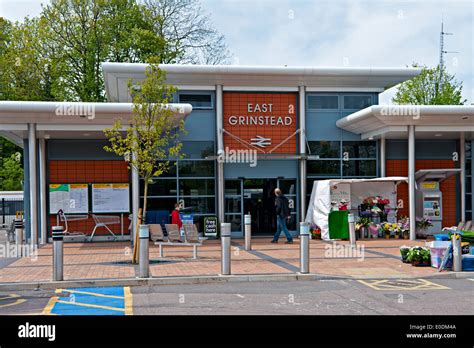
90, 214, 120, 241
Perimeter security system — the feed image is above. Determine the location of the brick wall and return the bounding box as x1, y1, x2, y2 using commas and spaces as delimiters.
48, 160, 130, 236
386, 159, 457, 227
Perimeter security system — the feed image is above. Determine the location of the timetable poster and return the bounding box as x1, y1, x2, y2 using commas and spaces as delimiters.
92, 183, 130, 213
49, 184, 89, 214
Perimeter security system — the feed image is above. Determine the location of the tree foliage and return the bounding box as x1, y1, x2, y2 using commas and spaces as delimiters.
0, 153, 23, 191
103, 65, 186, 219
393, 64, 466, 105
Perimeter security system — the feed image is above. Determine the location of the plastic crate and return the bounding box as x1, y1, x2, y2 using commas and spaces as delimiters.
426, 241, 452, 269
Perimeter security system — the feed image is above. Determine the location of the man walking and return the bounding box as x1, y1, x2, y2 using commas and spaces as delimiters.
271, 188, 293, 244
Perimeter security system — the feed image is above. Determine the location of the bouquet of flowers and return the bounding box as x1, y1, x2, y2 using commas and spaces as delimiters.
310, 224, 321, 239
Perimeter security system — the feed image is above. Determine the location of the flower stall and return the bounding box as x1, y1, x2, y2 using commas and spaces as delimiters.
305, 177, 408, 240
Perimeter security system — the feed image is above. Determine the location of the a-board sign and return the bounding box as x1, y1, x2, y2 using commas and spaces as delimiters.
204, 216, 218, 237
92, 183, 130, 213
49, 184, 88, 214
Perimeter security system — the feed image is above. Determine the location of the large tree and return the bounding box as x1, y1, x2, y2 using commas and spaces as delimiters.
393, 64, 466, 105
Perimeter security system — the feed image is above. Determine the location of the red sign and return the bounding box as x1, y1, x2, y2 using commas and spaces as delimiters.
223, 92, 297, 154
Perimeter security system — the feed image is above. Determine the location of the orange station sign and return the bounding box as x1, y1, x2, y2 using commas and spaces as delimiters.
223, 92, 297, 154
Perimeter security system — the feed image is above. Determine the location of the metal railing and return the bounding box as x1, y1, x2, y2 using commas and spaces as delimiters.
1, 198, 24, 228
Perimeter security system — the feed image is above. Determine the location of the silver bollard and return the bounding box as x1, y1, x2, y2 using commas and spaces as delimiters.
52, 225, 64, 281
139, 224, 150, 278
14, 219, 24, 257
348, 213, 356, 248
244, 214, 251, 251
299, 222, 310, 274
221, 222, 231, 275
452, 233, 462, 272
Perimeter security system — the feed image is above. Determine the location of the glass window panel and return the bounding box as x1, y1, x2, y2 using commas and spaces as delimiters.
466, 177, 472, 194
179, 93, 213, 109
342, 160, 376, 177
225, 197, 241, 213
307, 160, 341, 176
466, 159, 471, 176
144, 179, 177, 196
466, 194, 472, 211
144, 198, 177, 213
308, 141, 340, 158
466, 211, 472, 221
179, 179, 215, 196
225, 214, 241, 232
182, 197, 215, 214
342, 141, 376, 158
179, 160, 214, 177
182, 141, 215, 159
307, 95, 339, 109
278, 179, 297, 196
343, 95, 372, 109
225, 180, 241, 195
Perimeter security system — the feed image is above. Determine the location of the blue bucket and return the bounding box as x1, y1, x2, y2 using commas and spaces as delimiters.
435, 234, 449, 241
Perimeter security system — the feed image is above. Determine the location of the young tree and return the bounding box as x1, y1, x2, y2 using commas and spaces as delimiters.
103, 64, 186, 223
393, 64, 466, 105
0, 153, 23, 191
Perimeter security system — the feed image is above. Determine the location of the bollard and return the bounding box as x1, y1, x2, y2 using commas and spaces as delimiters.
52, 225, 64, 281
244, 214, 252, 251
299, 222, 310, 274
452, 233, 462, 272
348, 213, 356, 248
14, 219, 24, 257
139, 224, 150, 278
221, 222, 231, 275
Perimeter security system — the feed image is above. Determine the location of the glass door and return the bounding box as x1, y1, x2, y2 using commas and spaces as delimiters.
277, 178, 298, 232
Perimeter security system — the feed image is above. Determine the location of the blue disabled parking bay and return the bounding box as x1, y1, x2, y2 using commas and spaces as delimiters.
43, 287, 133, 315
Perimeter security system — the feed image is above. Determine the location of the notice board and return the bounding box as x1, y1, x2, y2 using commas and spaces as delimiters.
92, 183, 130, 213
49, 184, 89, 214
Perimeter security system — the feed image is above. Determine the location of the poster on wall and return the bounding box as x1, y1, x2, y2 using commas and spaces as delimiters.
49, 184, 89, 214
92, 183, 130, 213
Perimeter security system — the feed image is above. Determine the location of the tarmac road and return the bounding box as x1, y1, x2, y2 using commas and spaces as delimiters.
0, 278, 472, 315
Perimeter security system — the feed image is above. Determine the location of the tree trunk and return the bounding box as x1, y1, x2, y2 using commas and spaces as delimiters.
142, 180, 148, 224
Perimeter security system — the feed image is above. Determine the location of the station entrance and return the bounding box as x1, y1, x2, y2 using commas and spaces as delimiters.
224, 178, 297, 236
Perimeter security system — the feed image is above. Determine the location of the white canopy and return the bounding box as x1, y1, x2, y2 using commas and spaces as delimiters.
305, 177, 407, 240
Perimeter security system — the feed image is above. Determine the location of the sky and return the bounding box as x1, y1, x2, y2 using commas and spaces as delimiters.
0, 0, 472, 104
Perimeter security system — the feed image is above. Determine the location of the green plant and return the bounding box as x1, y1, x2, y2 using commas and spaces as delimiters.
406, 247, 430, 264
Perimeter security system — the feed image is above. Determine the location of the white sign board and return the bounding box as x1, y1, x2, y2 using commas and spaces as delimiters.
92, 183, 130, 213
49, 184, 89, 214
330, 183, 351, 206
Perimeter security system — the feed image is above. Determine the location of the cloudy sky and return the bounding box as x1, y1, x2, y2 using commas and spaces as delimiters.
1, 0, 472, 103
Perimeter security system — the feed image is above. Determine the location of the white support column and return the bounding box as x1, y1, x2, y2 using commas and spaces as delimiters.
460, 132, 466, 222
131, 135, 140, 244
299, 85, 307, 221
216, 85, 225, 224
408, 125, 416, 240
38, 138, 47, 245
380, 136, 386, 177
28, 123, 38, 246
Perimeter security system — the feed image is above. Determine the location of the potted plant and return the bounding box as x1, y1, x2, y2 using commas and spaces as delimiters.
310, 224, 321, 240
400, 246, 411, 263
381, 222, 392, 239
415, 217, 433, 238
356, 216, 371, 238
399, 216, 410, 240
406, 247, 431, 266
369, 223, 379, 239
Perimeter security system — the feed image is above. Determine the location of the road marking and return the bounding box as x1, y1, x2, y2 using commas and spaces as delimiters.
357, 279, 450, 291
55, 299, 125, 312
43, 286, 132, 315
56, 288, 124, 299
0, 294, 27, 308
124, 287, 133, 315
236, 294, 245, 298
